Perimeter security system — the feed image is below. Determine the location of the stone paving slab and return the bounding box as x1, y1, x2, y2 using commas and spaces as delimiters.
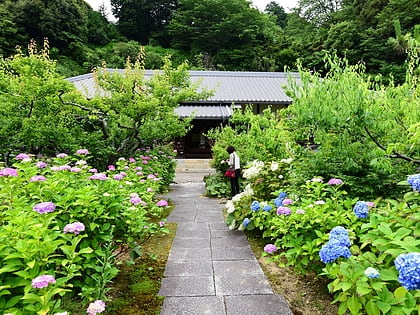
211, 246, 255, 260
171, 238, 211, 248
211, 229, 244, 238
215, 274, 273, 295
211, 235, 250, 248
213, 260, 264, 276
175, 229, 211, 238
161, 296, 226, 315
177, 222, 209, 230
159, 276, 215, 296
209, 222, 231, 230
168, 247, 212, 260
164, 260, 213, 277
224, 295, 293, 315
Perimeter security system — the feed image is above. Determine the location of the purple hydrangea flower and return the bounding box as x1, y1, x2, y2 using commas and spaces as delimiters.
407, 174, 420, 192
108, 165, 116, 171
282, 198, 293, 205
276, 206, 291, 215
394, 252, 420, 290
89, 173, 108, 180
15, 153, 31, 160
243, 218, 250, 227
56, 153, 68, 158
328, 178, 344, 185
315, 200, 326, 205
30, 175, 46, 182
87, 300, 106, 315
364, 267, 380, 279
264, 244, 277, 254
89, 168, 98, 173
159, 221, 165, 227
33, 202, 56, 214
63, 222, 85, 234
157, 200, 168, 207
113, 174, 124, 180
71, 167, 81, 173
129, 158, 136, 163
36, 161, 47, 168
147, 174, 156, 179
0, 168, 18, 177
251, 201, 260, 211
31, 275, 56, 288
130, 195, 143, 205
353, 201, 369, 219
296, 209, 305, 214
76, 149, 89, 155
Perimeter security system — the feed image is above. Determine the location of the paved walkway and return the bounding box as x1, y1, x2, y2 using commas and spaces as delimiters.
158, 171, 293, 315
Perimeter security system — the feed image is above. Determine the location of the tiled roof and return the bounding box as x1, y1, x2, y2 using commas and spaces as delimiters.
66, 70, 299, 105
175, 105, 232, 120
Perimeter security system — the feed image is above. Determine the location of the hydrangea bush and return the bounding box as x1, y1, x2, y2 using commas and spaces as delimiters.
224, 159, 419, 314
0, 146, 175, 314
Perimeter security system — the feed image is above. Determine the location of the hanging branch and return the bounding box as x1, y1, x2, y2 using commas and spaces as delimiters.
364, 126, 420, 165
58, 90, 110, 139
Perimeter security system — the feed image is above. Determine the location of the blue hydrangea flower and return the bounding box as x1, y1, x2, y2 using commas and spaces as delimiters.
243, 218, 250, 227
273, 192, 287, 207
364, 267, 380, 279
407, 174, 420, 192
394, 252, 420, 290
263, 205, 272, 212
329, 234, 351, 248
330, 226, 348, 237
353, 201, 369, 219
319, 241, 351, 263
251, 201, 260, 211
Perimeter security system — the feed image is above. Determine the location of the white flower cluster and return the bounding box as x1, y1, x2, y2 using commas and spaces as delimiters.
280, 158, 293, 164
270, 162, 279, 171
225, 200, 235, 214
242, 160, 264, 179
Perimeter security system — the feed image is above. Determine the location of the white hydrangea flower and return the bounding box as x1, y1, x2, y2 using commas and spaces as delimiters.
242, 160, 265, 179
243, 184, 254, 197
232, 192, 245, 202
280, 158, 293, 164
238, 224, 245, 231
270, 162, 279, 171
228, 220, 237, 230
225, 200, 235, 213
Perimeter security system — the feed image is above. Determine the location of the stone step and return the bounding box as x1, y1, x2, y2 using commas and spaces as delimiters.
175, 159, 214, 172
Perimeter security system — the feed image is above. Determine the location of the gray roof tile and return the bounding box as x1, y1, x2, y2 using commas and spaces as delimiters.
67, 70, 299, 105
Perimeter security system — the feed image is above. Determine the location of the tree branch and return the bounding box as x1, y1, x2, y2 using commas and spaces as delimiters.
364, 126, 420, 165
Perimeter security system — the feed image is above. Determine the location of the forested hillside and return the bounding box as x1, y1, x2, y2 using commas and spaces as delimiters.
0, 0, 419, 82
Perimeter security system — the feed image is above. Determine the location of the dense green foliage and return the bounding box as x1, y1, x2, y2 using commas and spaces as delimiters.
1, 0, 419, 80
0, 148, 175, 314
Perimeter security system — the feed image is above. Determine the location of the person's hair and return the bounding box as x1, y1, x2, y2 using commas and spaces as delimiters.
226, 145, 235, 154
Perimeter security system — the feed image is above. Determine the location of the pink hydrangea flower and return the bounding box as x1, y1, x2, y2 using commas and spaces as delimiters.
327, 178, 344, 185
282, 198, 293, 205
129, 158, 136, 163
130, 195, 143, 205
71, 167, 81, 173
33, 202, 56, 214
15, 153, 31, 161
276, 206, 291, 215
147, 174, 156, 179
108, 165, 116, 171
87, 300, 106, 315
142, 160, 148, 164
296, 209, 306, 214
32, 275, 56, 288
0, 168, 18, 177
76, 149, 89, 155
36, 161, 47, 168
159, 221, 165, 227
56, 153, 68, 158
315, 200, 326, 205
264, 244, 277, 254
156, 200, 168, 207
89, 168, 98, 173
147, 187, 153, 192
63, 222, 85, 234
366, 201, 376, 207
30, 175, 46, 182
113, 174, 124, 181
89, 173, 108, 180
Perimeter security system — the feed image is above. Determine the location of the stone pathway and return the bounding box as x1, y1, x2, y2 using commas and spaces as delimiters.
158, 171, 293, 315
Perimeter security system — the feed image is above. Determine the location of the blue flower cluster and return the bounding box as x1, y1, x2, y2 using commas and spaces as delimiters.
394, 252, 420, 290
274, 191, 287, 207
364, 267, 380, 279
251, 201, 260, 211
353, 201, 369, 219
263, 205, 272, 212
407, 174, 420, 192
243, 218, 250, 227
319, 226, 351, 263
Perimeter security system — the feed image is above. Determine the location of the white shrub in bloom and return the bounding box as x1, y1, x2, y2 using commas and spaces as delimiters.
280, 158, 293, 164
243, 184, 254, 197
242, 160, 264, 179
225, 200, 235, 213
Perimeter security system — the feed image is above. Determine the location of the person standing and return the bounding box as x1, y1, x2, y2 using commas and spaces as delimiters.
226, 145, 240, 197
